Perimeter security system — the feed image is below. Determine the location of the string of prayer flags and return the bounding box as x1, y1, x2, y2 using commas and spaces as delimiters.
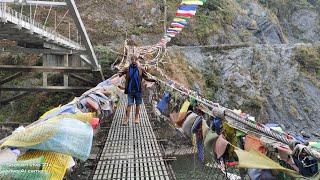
160, 0, 206, 44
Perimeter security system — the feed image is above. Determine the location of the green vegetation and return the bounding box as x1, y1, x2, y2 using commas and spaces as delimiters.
95, 45, 118, 77
159, 51, 206, 92
260, 0, 315, 11
0, 45, 120, 123
293, 45, 320, 79
186, 0, 237, 44
0, 92, 75, 123
203, 70, 220, 100
241, 95, 266, 118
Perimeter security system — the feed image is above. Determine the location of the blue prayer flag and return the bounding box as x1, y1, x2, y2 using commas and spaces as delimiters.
178, 5, 198, 11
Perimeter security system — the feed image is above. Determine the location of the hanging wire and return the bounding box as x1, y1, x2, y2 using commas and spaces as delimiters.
20, 3, 23, 14
55, 9, 69, 30
33, 1, 38, 22
44, 0, 54, 26
29, 4, 31, 19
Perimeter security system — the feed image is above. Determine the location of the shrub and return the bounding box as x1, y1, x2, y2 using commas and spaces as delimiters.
95, 46, 117, 77
293, 45, 320, 77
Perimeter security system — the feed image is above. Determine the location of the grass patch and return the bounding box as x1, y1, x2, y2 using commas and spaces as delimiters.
159, 51, 206, 93
95, 45, 118, 78
203, 68, 221, 100
293, 45, 320, 79
241, 95, 267, 118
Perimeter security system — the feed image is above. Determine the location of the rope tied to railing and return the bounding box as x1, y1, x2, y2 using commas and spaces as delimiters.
211, 106, 320, 161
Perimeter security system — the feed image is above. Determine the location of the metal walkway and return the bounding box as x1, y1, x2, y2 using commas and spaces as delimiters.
93, 96, 170, 180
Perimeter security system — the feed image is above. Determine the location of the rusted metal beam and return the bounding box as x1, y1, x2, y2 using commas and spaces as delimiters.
0, 65, 92, 73
0, 86, 92, 92
0, 72, 22, 85
69, 73, 94, 85
0, 0, 67, 6
0, 92, 31, 106
0, 46, 82, 55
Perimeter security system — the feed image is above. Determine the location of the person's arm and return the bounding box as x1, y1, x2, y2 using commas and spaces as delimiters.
142, 68, 157, 82
118, 67, 128, 77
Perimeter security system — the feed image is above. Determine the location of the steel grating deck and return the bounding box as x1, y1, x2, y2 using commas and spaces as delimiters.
93, 96, 170, 180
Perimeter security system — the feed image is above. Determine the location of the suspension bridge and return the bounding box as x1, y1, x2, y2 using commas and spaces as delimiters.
0, 0, 102, 96
93, 97, 170, 180
0, 1, 319, 180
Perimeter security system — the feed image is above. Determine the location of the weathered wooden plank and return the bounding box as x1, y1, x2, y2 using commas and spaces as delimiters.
0, 72, 22, 85
0, 45, 82, 55
0, 92, 30, 105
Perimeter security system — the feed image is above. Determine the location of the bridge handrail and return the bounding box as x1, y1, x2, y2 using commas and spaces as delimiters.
0, 3, 82, 48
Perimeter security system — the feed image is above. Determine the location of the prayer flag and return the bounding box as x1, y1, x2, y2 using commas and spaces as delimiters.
178, 5, 198, 11
177, 10, 196, 15
181, 0, 204, 5
171, 22, 185, 28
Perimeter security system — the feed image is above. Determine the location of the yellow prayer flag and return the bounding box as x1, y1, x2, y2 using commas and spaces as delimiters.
181, 0, 204, 5
235, 149, 302, 178
19, 150, 73, 180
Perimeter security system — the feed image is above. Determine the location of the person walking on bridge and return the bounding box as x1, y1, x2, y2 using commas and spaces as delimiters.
118, 55, 157, 124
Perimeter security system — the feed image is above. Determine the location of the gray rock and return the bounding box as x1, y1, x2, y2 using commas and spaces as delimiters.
112, 19, 125, 29
176, 44, 320, 137
174, 47, 205, 70
151, 8, 157, 15
244, 2, 267, 17
192, 83, 201, 95
291, 9, 319, 42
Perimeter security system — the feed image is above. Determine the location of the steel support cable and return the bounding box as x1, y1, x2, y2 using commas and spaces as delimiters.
20, 3, 23, 15
33, 0, 38, 21
158, 47, 167, 64
55, 9, 69, 30
223, 109, 320, 161
169, 43, 251, 49
44, 0, 54, 26
147, 73, 216, 109
147, 67, 215, 106
145, 71, 320, 161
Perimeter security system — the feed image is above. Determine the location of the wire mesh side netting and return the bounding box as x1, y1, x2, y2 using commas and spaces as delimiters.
141, 91, 250, 180
146, 85, 307, 180
151, 112, 250, 180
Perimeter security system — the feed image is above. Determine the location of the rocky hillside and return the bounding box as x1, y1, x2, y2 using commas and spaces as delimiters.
69, 0, 320, 46
176, 44, 320, 136
1, 0, 320, 137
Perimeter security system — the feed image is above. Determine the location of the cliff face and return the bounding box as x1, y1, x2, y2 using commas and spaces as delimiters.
74, 0, 320, 46
177, 44, 320, 135
174, 0, 320, 45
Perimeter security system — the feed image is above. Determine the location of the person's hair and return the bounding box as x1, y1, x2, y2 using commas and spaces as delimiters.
130, 54, 139, 62
131, 56, 137, 61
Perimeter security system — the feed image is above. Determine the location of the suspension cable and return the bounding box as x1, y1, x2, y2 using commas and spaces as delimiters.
44, 0, 54, 26
148, 70, 320, 161
33, 0, 38, 21
55, 9, 69, 30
